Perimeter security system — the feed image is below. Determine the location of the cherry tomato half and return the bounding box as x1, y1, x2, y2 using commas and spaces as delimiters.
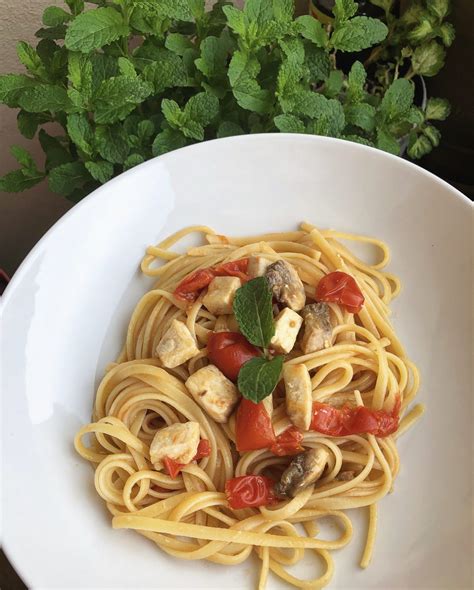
208, 332, 261, 381
316, 271, 364, 314
225, 475, 277, 509
235, 398, 276, 452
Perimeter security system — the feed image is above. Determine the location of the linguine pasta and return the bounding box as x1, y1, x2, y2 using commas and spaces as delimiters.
75, 223, 423, 589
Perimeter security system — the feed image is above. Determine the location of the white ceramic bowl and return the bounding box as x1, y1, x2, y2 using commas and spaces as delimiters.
2, 135, 472, 589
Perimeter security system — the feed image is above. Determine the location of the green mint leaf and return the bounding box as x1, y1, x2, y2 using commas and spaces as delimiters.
233, 79, 272, 114
66, 113, 94, 156
228, 52, 271, 114
244, 0, 273, 25
123, 153, 144, 170
307, 98, 345, 136
423, 124, 441, 147
333, 0, 358, 25
39, 129, 74, 170
407, 18, 435, 43
90, 53, 119, 90
406, 106, 425, 125
344, 102, 376, 131
65, 7, 129, 53
68, 52, 93, 100
380, 78, 414, 123
296, 15, 328, 47
217, 121, 244, 138
152, 128, 187, 156
279, 38, 305, 64
48, 161, 89, 195
42, 6, 71, 26
274, 113, 305, 133
185, 92, 219, 126
137, 120, 154, 141
195, 36, 228, 78
95, 124, 130, 163
233, 276, 274, 348
93, 76, 152, 124
347, 60, 366, 103
181, 119, 204, 140
438, 22, 455, 47
118, 57, 137, 78
65, 0, 85, 16
272, 0, 294, 22
35, 25, 67, 40
376, 128, 400, 155
222, 5, 247, 37
10, 145, 40, 176
85, 160, 114, 183
425, 97, 450, 121
407, 132, 432, 159
304, 44, 330, 83
0, 169, 43, 193
16, 42, 47, 78
188, 0, 205, 20
151, 0, 193, 22
237, 356, 284, 403
427, 0, 450, 20
17, 84, 73, 113
331, 17, 388, 52
324, 70, 344, 98
142, 51, 188, 93
161, 99, 185, 128
412, 41, 446, 77
0, 74, 37, 107
165, 33, 194, 56
228, 51, 260, 87
17, 111, 44, 139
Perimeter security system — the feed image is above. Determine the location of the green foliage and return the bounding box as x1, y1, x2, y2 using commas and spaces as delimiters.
0, 0, 454, 197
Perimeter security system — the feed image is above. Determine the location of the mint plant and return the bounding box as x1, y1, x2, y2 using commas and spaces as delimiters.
0, 0, 454, 200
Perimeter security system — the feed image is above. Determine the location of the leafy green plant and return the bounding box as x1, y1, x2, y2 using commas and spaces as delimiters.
0, 0, 453, 200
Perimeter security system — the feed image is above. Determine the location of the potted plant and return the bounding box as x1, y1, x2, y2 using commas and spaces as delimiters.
0, 0, 454, 201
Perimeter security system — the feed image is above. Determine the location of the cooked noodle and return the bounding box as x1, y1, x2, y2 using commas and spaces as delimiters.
75, 223, 423, 588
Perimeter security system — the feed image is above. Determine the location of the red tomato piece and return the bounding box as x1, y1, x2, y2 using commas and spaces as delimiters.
195, 439, 211, 460
316, 271, 365, 314
163, 457, 184, 479
311, 397, 400, 437
235, 398, 276, 452
174, 258, 249, 303
225, 475, 277, 509
207, 332, 261, 381
270, 426, 304, 456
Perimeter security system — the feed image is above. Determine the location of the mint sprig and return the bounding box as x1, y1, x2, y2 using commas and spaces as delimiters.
233, 276, 283, 403
238, 356, 284, 403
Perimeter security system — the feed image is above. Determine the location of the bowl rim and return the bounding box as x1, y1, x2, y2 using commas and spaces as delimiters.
3, 133, 471, 309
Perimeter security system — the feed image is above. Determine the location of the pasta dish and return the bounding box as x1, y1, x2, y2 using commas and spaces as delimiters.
75, 223, 423, 588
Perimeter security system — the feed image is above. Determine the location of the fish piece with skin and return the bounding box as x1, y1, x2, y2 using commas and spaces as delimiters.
283, 363, 313, 430
265, 260, 306, 311
274, 447, 329, 498
150, 421, 200, 470
300, 302, 332, 354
